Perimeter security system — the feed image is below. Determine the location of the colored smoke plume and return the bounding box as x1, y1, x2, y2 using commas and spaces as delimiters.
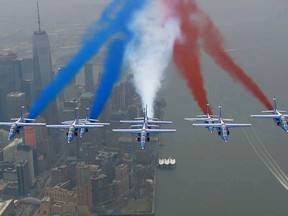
90, 36, 130, 119
162, 0, 272, 112
172, 0, 212, 114
198, 12, 272, 110
28, 0, 145, 119
89, 1, 146, 119
125, 0, 180, 117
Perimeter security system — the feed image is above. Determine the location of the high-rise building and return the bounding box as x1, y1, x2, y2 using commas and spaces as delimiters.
21, 79, 33, 108
6, 92, 26, 120
40, 185, 77, 215
32, 4, 60, 154
18, 58, 34, 81
76, 163, 92, 214
16, 143, 35, 186
0, 51, 22, 120
4, 139, 36, 186
32, 26, 53, 99
84, 62, 94, 93
51, 165, 69, 186
79, 92, 94, 118
113, 164, 129, 197
16, 160, 30, 196
91, 174, 114, 205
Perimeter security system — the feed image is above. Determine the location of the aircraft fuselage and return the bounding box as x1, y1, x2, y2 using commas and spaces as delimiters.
8, 123, 22, 140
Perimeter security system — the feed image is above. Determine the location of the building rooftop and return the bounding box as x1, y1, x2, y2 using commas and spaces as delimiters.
7, 92, 25, 97
0, 199, 14, 215
80, 92, 94, 99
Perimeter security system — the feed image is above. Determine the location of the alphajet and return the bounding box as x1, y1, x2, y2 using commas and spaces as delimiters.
0, 106, 46, 140
193, 105, 251, 142
184, 104, 234, 133
113, 107, 176, 149
250, 97, 288, 132
47, 108, 109, 143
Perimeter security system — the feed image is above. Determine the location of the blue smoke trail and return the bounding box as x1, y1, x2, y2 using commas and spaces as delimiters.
28, 0, 145, 119
89, 0, 146, 119
90, 37, 128, 119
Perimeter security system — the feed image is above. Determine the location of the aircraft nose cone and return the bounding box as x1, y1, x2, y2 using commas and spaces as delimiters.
8, 134, 13, 140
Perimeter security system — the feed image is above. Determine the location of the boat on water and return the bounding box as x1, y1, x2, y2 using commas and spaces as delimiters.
158, 158, 176, 168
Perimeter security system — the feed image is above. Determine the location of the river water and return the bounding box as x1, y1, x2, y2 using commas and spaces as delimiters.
155, 57, 288, 215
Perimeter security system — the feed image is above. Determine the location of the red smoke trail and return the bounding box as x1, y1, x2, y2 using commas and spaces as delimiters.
172, 0, 212, 114
197, 9, 273, 110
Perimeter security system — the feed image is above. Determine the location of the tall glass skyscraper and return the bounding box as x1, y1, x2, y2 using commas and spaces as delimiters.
32, 4, 60, 152
0, 51, 22, 120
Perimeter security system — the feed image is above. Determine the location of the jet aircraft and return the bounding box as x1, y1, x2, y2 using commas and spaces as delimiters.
184, 104, 233, 133
113, 108, 176, 149
250, 97, 288, 132
193, 105, 251, 142
46, 108, 108, 143
0, 106, 46, 140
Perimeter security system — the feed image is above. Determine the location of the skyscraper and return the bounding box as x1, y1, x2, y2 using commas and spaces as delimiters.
0, 51, 22, 120
32, 4, 60, 154
84, 62, 94, 93
16, 160, 30, 196
3, 139, 36, 186
76, 163, 92, 214
32, 3, 58, 125
6, 92, 26, 120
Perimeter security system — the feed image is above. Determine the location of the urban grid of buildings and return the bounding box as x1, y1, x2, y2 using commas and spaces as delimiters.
0, 5, 167, 216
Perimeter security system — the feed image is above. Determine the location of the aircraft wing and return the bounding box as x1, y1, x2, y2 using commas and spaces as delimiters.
222, 118, 234, 122
46, 125, 71, 129
185, 117, 209, 121
0, 122, 15, 127
85, 122, 110, 126
224, 123, 251, 128
193, 123, 250, 128
10, 118, 20, 121
146, 129, 176, 133
120, 120, 144, 124
147, 120, 172, 124
61, 120, 75, 124
112, 129, 142, 133
24, 118, 36, 121
16, 122, 46, 126
73, 124, 103, 129
185, 117, 215, 121
250, 114, 280, 118
193, 123, 222, 128
134, 117, 158, 120
120, 120, 172, 124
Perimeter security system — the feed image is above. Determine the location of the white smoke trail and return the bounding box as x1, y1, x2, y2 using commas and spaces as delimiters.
125, 1, 180, 117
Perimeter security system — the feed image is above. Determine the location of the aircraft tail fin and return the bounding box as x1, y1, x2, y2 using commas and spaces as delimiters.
85, 108, 90, 122
261, 97, 286, 113
20, 106, 25, 121
218, 105, 222, 120
273, 97, 277, 113
206, 104, 210, 115
261, 110, 274, 113
196, 115, 208, 117
74, 107, 79, 123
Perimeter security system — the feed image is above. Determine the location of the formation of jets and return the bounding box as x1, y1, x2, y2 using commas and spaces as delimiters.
0, 106, 46, 140
185, 104, 234, 133
187, 105, 251, 142
1, 97, 288, 148
47, 108, 110, 143
113, 108, 176, 149
251, 97, 288, 132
